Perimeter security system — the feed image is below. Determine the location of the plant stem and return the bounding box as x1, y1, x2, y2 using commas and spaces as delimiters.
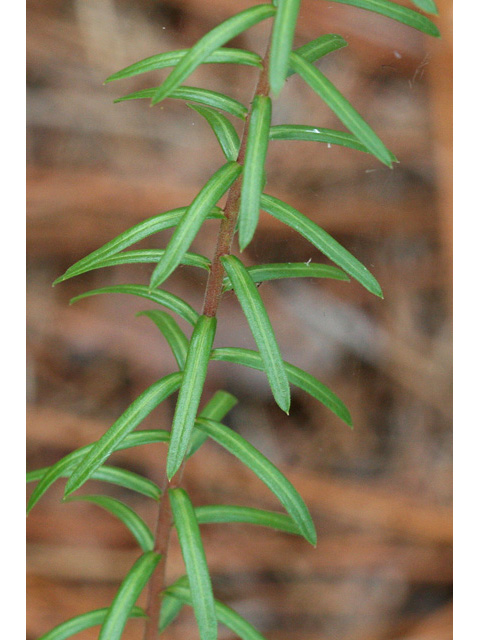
203, 45, 271, 317
143, 462, 185, 640
143, 40, 272, 640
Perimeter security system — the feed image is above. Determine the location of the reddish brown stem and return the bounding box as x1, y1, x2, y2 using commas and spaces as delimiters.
202, 46, 271, 317
143, 41, 272, 640
143, 463, 185, 640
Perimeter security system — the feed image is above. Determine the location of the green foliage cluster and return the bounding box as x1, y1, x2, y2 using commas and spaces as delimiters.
27, 1, 439, 638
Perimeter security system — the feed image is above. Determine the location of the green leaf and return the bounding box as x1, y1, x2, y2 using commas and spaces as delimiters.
28, 463, 161, 507
90, 466, 162, 501
223, 262, 349, 291
327, 0, 440, 36
270, 0, 301, 95
187, 390, 239, 458
38, 606, 146, 640
166, 580, 267, 640
115, 86, 248, 120
410, 0, 438, 15
269, 125, 398, 162
195, 505, 300, 535
70, 285, 200, 326
105, 48, 263, 83
27, 431, 170, 511
159, 594, 184, 632
64, 373, 182, 498
26, 468, 46, 483
99, 552, 161, 640
65, 495, 154, 552
188, 104, 240, 161
289, 51, 393, 167
167, 316, 217, 480
211, 347, 352, 427
54, 207, 222, 285
58, 250, 210, 281
137, 310, 189, 370
106, 429, 171, 449
288, 34, 348, 76
238, 95, 272, 250
150, 162, 242, 290
151, 5, 276, 105
195, 418, 316, 545
260, 193, 383, 299
220, 255, 290, 413
169, 488, 217, 640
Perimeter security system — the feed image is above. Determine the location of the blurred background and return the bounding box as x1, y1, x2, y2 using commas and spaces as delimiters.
26, 1, 452, 638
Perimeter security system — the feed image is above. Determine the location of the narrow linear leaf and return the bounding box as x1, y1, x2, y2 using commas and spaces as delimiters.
137, 310, 189, 370
187, 390, 239, 458
38, 606, 146, 640
105, 48, 263, 83
260, 193, 383, 299
150, 162, 242, 290
238, 95, 272, 250
60, 250, 210, 281
151, 5, 276, 105
107, 429, 171, 449
115, 86, 248, 120
70, 285, 199, 326
65, 495, 154, 552
90, 466, 162, 501
410, 0, 438, 15
99, 552, 161, 640
289, 52, 392, 166
26, 468, 46, 483
195, 418, 316, 545
29, 464, 161, 504
159, 594, 184, 632
270, 0, 301, 95
64, 372, 182, 498
167, 316, 217, 480
195, 505, 300, 535
223, 262, 349, 291
327, 0, 440, 36
166, 580, 267, 640
287, 34, 348, 76
27, 431, 170, 511
211, 347, 352, 427
169, 488, 217, 640
221, 255, 290, 413
269, 125, 398, 162
28, 463, 162, 509
54, 207, 222, 285
199, 391, 239, 420
189, 104, 240, 161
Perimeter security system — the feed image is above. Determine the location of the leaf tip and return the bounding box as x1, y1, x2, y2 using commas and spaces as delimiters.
166, 456, 180, 483
269, 83, 283, 99
304, 524, 317, 547
150, 90, 164, 107
277, 392, 291, 415
63, 476, 78, 500
55, 268, 72, 286
238, 239, 248, 253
